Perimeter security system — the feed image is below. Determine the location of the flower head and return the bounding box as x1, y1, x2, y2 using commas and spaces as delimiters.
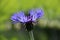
11, 8, 44, 23
11, 8, 44, 31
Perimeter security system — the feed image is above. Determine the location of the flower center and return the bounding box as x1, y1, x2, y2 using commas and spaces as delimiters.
25, 21, 33, 31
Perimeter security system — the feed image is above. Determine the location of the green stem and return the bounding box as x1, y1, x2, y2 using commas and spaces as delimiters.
29, 30, 34, 40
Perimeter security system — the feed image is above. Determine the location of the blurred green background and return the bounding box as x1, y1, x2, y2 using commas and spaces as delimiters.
0, 0, 60, 40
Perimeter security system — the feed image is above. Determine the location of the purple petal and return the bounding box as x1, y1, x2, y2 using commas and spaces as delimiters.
29, 8, 44, 21
11, 11, 28, 23
17, 11, 28, 22
35, 8, 44, 18
11, 13, 19, 23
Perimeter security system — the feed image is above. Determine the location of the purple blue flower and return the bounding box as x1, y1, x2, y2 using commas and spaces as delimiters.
11, 8, 44, 23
